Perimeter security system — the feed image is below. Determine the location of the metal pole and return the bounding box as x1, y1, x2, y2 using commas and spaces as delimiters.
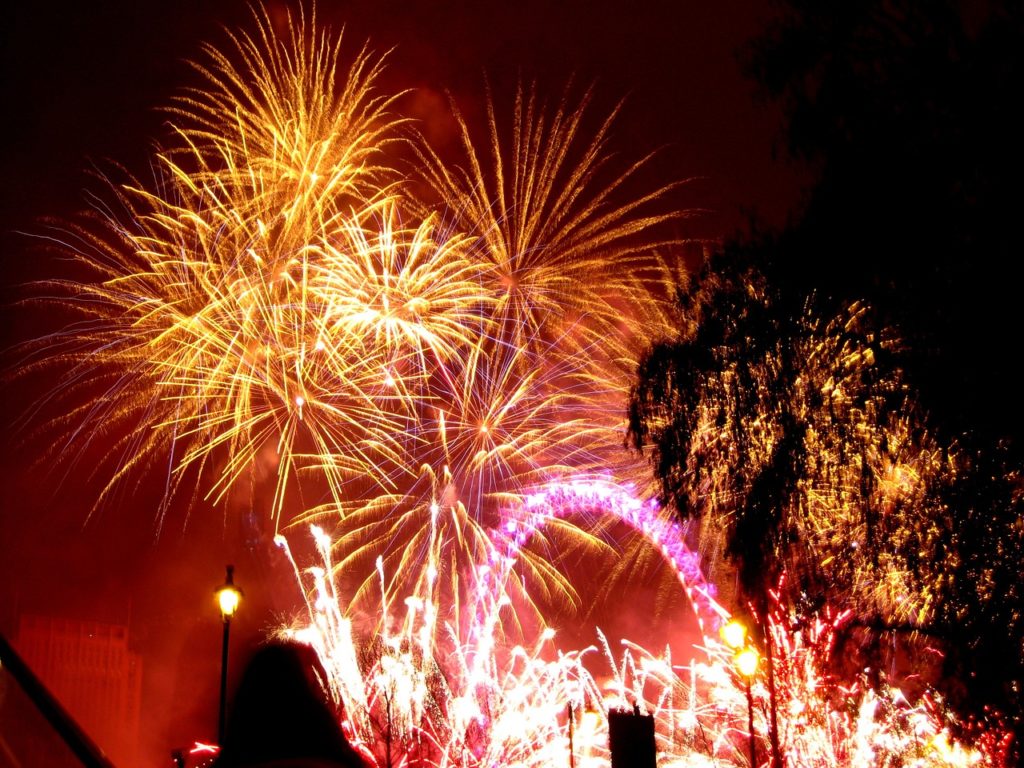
568, 703, 575, 768
766, 633, 781, 768
218, 615, 231, 744
746, 679, 757, 768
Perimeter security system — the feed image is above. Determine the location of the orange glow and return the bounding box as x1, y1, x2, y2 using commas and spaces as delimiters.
217, 586, 241, 619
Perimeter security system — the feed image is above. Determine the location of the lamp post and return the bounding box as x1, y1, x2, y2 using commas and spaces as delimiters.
215, 565, 242, 745
722, 619, 759, 768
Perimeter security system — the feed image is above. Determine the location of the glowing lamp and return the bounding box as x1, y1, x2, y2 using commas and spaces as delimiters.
721, 617, 760, 768
720, 618, 747, 650
734, 647, 759, 678
215, 565, 243, 620
218, 584, 241, 618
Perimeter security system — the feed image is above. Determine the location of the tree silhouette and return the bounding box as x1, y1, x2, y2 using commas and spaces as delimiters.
628, 243, 941, 614
629, 1, 1024, 759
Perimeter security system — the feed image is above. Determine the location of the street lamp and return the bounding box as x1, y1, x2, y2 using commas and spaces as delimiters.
721, 619, 759, 768
215, 565, 243, 745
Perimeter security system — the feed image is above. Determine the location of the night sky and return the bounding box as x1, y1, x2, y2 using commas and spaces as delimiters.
0, 1, 804, 764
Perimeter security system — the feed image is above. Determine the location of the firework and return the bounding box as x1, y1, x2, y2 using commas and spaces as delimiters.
19, 6, 417, 528
170, 4, 406, 215
277, 478, 732, 768
18, 4, 1010, 766
280, 494, 1004, 768
23, 0, 685, 538
410, 82, 682, 355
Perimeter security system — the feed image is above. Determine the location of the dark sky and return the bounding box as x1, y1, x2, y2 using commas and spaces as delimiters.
0, 1, 801, 763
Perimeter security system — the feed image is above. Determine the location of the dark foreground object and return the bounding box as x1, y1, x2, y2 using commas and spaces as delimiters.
608, 706, 656, 768
212, 639, 364, 768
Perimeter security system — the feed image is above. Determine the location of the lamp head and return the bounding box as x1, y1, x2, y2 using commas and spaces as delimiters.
215, 565, 243, 620
720, 618, 747, 650
734, 647, 759, 678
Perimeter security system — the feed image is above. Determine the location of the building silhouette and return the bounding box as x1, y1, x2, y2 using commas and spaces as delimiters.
16, 614, 142, 766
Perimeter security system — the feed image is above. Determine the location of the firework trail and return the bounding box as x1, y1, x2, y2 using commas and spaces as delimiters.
22, 0, 683, 538
410, 82, 681, 354
276, 481, 730, 768
18, 5, 419, 529
280, 499, 1002, 768
169, 4, 406, 215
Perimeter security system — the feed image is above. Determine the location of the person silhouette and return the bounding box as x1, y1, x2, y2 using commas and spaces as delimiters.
212, 638, 365, 768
